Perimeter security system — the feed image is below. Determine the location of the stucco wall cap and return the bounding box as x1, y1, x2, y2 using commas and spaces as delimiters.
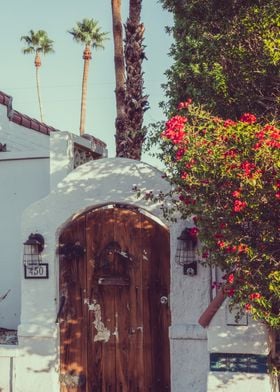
23, 158, 172, 233
58, 157, 169, 193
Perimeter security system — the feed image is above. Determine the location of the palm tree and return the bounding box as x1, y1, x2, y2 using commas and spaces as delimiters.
112, 0, 148, 159
123, 0, 148, 160
68, 18, 109, 135
111, 0, 126, 145
21, 30, 54, 122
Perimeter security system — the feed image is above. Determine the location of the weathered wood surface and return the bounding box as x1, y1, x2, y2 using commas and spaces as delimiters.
59, 207, 170, 391
59, 215, 87, 392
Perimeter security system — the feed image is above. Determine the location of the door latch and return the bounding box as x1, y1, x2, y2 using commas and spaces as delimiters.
55, 295, 66, 323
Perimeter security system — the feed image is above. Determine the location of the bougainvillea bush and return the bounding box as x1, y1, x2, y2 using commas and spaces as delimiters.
149, 101, 280, 328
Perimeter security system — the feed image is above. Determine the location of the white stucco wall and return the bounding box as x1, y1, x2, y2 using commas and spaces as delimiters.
0, 106, 50, 329
206, 300, 278, 392
207, 301, 271, 355
14, 158, 210, 392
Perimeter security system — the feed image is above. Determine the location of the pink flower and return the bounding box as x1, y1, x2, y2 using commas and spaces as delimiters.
245, 303, 252, 311
189, 227, 199, 238
233, 199, 247, 212
227, 273, 234, 284
232, 190, 241, 198
224, 119, 237, 127
161, 115, 188, 144
249, 293, 261, 300
161, 128, 185, 144
240, 161, 256, 177
217, 240, 226, 249
240, 113, 257, 124
178, 98, 192, 110
225, 288, 235, 297
223, 149, 238, 158
175, 148, 186, 160
165, 115, 188, 131
237, 244, 248, 254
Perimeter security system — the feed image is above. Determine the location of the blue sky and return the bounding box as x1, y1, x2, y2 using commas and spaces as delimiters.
0, 0, 173, 164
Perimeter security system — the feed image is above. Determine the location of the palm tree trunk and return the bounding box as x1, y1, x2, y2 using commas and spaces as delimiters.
122, 0, 148, 160
35, 53, 44, 122
129, 0, 141, 23
111, 0, 126, 157
80, 45, 92, 135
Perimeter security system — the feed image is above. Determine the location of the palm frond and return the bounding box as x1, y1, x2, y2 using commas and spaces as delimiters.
20, 29, 54, 55
68, 18, 109, 49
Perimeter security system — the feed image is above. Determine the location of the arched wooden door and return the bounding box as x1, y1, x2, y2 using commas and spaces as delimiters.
59, 206, 171, 392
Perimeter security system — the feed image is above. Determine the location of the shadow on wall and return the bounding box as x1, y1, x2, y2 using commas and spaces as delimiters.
28, 158, 171, 232
210, 372, 266, 387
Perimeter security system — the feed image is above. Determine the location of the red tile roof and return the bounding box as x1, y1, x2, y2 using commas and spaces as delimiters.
0, 91, 107, 152
0, 90, 59, 135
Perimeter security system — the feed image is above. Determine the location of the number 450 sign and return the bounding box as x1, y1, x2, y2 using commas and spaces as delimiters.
24, 264, 49, 279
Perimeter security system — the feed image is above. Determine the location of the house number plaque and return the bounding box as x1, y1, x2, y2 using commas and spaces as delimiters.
24, 263, 49, 279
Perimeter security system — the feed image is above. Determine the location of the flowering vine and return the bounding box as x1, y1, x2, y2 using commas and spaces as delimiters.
148, 101, 280, 328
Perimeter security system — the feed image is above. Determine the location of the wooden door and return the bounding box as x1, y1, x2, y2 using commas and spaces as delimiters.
59, 206, 170, 392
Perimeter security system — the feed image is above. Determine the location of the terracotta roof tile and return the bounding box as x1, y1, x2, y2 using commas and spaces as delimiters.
0, 90, 59, 135
0, 90, 107, 153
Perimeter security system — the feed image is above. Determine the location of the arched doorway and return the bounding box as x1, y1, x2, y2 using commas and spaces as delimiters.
58, 204, 171, 391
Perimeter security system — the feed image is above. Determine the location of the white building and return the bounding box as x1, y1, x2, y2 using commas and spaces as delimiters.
0, 91, 277, 392
0, 90, 107, 330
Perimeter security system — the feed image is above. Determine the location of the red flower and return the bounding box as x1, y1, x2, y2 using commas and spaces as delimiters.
275, 192, 280, 199
240, 113, 257, 124
185, 159, 195, 169
179, 195, 195, 205
178, 99, 192, 110
245, 303, 252, 311
224, 149, 238, 158
224, 119, 237, 127
237, 244, 248, 254
249, 293, 261, 300
212, 281, 222, 289
232, 190, 241, 198
225, 288, 235, 297
202, 251, 209, 259
189, 227, 199, 238
181, 171, 189, 180
217, 240, 226, 249
240, 161, 256, 177
165, 115, 188, 131
162, 128, 185, 144
227, 273, 234, 284
233, 200, 247, 212
176, 148, 186, 160
162, 115, 188, 144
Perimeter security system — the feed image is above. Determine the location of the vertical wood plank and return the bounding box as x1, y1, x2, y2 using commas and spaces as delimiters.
86, 209, 116, 392
59, 215, 87, 392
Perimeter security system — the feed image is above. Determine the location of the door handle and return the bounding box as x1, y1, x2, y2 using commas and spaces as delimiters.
160, 296, 168, 305
56, 295, 66, 323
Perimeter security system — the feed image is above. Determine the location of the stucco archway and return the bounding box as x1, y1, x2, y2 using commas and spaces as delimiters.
17, 158, 209, 392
